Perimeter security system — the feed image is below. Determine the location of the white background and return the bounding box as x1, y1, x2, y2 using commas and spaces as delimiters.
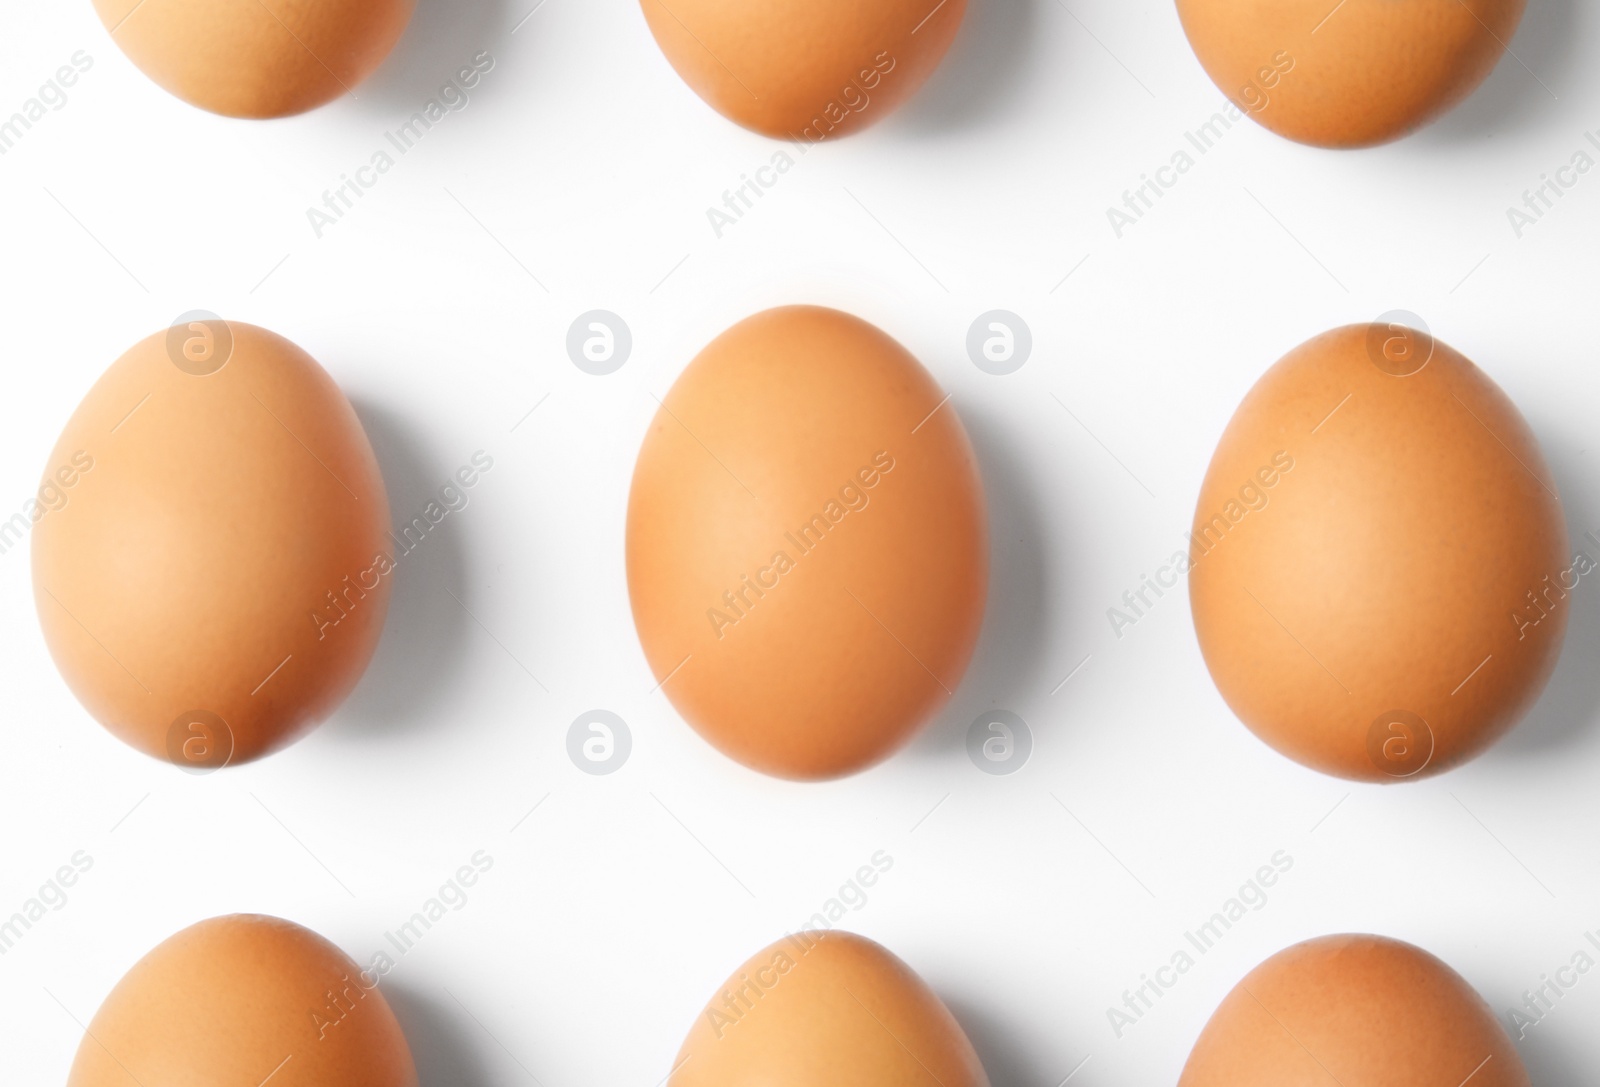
2, 0, 1598, 1084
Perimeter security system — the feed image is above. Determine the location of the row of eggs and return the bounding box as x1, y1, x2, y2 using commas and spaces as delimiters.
91, 0, 1529, 148
35, 310, 1569, 783
67, 913, 1531, 1086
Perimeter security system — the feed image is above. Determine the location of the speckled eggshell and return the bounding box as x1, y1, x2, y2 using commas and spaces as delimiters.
1175, 0, 1526, 147
639, 0, 967, 139
33, 321, 392, 768
93, 0, 414, 118
670, 931, 990, 1087
1179, 934, 1530, 1087
1189, 324, 1568, 782
66, 914, 418, 1087
626, 306, 987, 780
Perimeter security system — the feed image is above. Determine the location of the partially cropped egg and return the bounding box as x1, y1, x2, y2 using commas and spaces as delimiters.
34, 319, 392, 768
1175, 0, 1526, 147
670, 931, 989, 1087
639, 0, 966, 139
93, 0, 414, 117
67, 914, 417, 1087
1180, 934, 1529, 1087
626, 306, 987, 779
1190, 323, 1568, 781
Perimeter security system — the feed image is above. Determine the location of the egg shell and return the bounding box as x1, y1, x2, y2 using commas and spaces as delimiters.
33, 321, 392, 768
66, 914, 418, 1087
626, 306, 988, 780
1189, 324, 1567, 781
639, 0, 966, 139
1174, 0, 1526, 147
93, 0, 414, 118
671, 930, 989, 1087
1179, 934, 1530, 1087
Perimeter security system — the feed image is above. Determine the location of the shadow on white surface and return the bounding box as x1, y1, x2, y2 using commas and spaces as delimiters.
915, 400, 1062, 760
386, 981, 499, 1087
360, 0, 517, 113
1520, 1028, 1590, 1087
337, 401, 474, 738
947, 996, 1061, 1087
1416, 0, 1584, 145
894, 0, 1047, 136
1493, 427, 1600, 760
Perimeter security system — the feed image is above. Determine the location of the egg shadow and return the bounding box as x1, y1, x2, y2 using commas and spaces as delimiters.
1412, 0, 1583, 145
906, 400, 1062, 764
1490, 423, 1600, 761
891, 0, 1045, 136
384, 981, 498, 1087
945, 997, 1061, 1087
1519, 1033, 1594, 1087
358, 0, 517, 113
335, 400, 474, 738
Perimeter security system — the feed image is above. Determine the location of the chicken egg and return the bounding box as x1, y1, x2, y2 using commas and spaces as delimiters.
66, 914, 417, 1087
670, 930, 989, 1086
1190, 323, 1568, 781
1180, 934, 1529, 1087
626, 306, 987, 780
93, 0, 414, 117
34, 319, 392, 768
639, 0, 966, 139
1175, 0, 1526, 147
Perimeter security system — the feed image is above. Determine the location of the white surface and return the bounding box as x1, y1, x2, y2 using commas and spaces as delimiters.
2, 1, 1599, 1084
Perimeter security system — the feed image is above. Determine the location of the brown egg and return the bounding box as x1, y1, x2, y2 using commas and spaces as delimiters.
626, 306, 987, 779
67, 914, 417, 1087
639, 0, 966, 139
671, 931, 989, 1087
93, 0, 414, 118
1180, 934, 1530, 1087
1190, 324, 1568, 781
34, 319, 392, 769
1174, 0, 1526, 147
